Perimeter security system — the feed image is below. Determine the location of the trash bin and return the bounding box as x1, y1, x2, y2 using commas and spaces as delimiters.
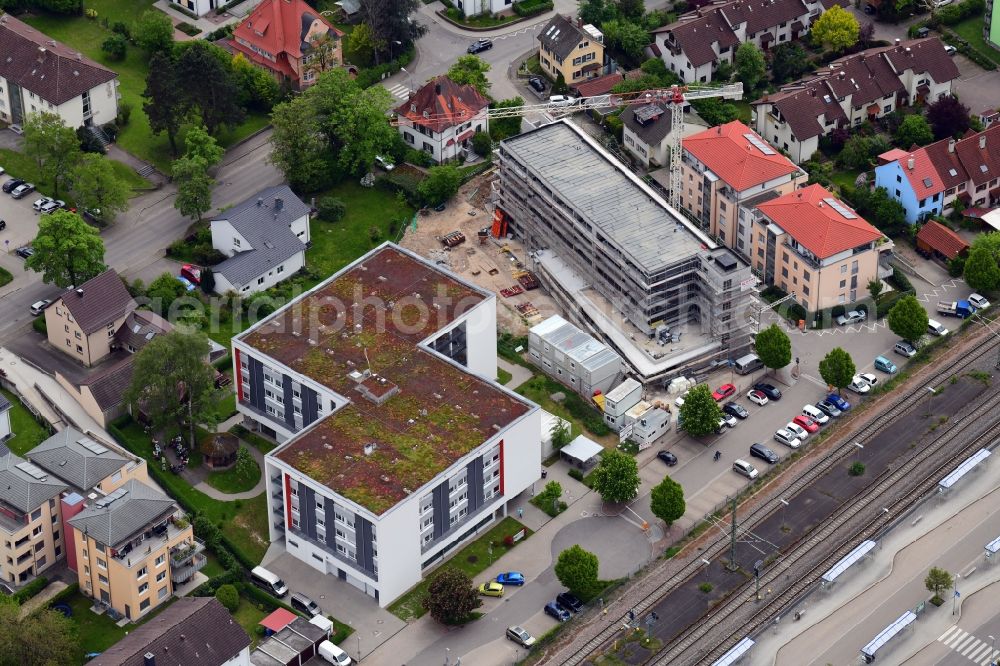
541, 469, 548, 479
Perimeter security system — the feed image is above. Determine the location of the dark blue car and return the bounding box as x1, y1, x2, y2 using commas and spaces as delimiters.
827, 393, 851, 411
496, 572, 525, 586
544, 601, 571, 622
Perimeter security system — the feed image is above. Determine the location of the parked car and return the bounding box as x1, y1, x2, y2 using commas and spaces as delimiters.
2, 178, 25, 193
30, 299, 52, 316
944, 44, 958, 55
747, 389, 769, 406
792, 415, 820, 433
467, 37, 493, 53
857, 372, 879, 388
801, 404, 829, 424
15, 246, 34, 259
39, 199, 63, 214
836, 310, 866, 326
732, 459, 759, 479
544, 601, 571, 622
874, 356, 897, 374
749, 442, 779, 464
181, 264, 202, 285
712, 383, 736, 401
548, 95, 577, 107
176, 276, 196, 292
927, 319, 950, 336
774, 429, 800, 448
556, 591, 583, 612
753, 383, 782, 400
32, 197, 53, 212
826, 393, 851, 411
720, 413, 738, 428
374, 155, 395, 171
10, 183, 35, 199
290, 592, 321, 617
506, 626, 536, 648
893, 340, 917, 358
723, 402, 749, 419
816, 400, 842, 418
496, 572, 525, 586
528, 76, 546, 93
847, 376, 871, 394
674, 390, 689, 408
657, 450, 678, 466
479, 582, 504, 597
785, 422, 809, 440
968, 293, 991, 310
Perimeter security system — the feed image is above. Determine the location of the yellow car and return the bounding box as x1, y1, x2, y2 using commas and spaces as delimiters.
479, 581, 504, 597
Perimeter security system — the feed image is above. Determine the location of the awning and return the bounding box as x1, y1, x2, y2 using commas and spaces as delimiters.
791, 20, 804, 31
457, 129, 475, 142
561, 435, 604, 464
760, 31, 774, 42
917, 84, 931, 95
982, 208, 1000, 231
582, 62, 602, 72
867, 103, 880, 115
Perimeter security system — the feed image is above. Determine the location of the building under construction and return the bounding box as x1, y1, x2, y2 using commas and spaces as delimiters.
494, 119, 755, 385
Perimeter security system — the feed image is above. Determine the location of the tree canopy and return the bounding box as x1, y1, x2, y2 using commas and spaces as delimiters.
132, 9, 174, 53
894, 114, 934, 148
811, 6, 860, 52
754, 324, 792, 372
26, 210, 106, 288
172, 156, 215, 222
924, 567, 953, 599
819, 347, 856, 392
927, 95, 971, 140
650, 476, 685, 527
70, 154, 131, 222
23, 112, 81, 199
734, 42, 766, 92
0, 596, 80, 666
678, 384, 723, 437
417, 165, 463, 207
886, 294, 929, 343
422, 568, 481, 624
591, 449, 640, 504
770, 43, 811, 84
447, 56, 491, 97
358, 0, 425, 64
554, 545, 600, 598
963, 234, 1000, 292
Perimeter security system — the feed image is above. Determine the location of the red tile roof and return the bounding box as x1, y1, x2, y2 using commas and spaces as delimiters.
916, 220, 968, 259
230, 0, 342, 83
879, 124, 1000, 198
395, 76, 490, 133
572, 72, 623, 97
0, 14, 117, 106
756, 184, 883, 259
883, 147, 944, 199
683, 121, 799, 192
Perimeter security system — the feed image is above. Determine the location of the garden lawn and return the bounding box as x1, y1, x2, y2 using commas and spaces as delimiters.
1, 389, 51, 456
205, 450, 261, 494
515, 374, 615, 444
109, 417, 270, 564
0, 267, 11, 287
232, 597, 269, 648
306, 181, 415, 278
497, 368, 512, 385
830, 168, 862, 194
62, 591, 176, 662
214, 392, 238, 422
387, 517, 531, 621
201, 552, 228, 578
231, 424, 277, 454
22, 7, 271, 173
0, 148, 148, 203
953, 18, 1000, 66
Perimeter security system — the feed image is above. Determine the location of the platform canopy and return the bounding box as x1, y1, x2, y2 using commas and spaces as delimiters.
822, 540, 877, 583
986, 534, 1000, 555
861, 611, 916, 658
939, 448, 990, 490
712, 637, 755, 666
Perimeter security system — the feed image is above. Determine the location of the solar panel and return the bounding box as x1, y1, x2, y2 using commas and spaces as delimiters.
635, 105, 663, 124
78, 437, 108, 455
96, 486, 128, 508
949, 168, 958, 177
15, 461, 48, 480
822, 197, 857, 219
743, 133, 776, 155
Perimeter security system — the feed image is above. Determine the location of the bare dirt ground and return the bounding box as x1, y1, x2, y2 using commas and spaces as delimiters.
398, 171, 563, 336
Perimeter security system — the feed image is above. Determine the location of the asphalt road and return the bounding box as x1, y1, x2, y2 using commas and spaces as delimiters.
0, 128, 281, 347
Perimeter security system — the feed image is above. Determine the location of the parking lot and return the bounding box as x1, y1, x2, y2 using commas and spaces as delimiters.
0, 172, 46, 258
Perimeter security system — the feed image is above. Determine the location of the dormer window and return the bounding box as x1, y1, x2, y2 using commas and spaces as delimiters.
410, 103, 416, 112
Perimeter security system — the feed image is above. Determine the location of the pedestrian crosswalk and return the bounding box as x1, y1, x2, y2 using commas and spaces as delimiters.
938, 626, 999, 665
386, 83, 411, 102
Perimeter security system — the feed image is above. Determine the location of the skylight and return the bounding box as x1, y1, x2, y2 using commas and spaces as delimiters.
743, 133, 776, 155
923, 177, 933, 188
78, 437, 108, 455
823, 197, 857, 219
948, 168, 958, 177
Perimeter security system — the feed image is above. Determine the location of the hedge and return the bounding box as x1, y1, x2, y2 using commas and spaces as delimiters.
886, 267, 914, 294
513, 0, 553, 16
13, 577, 49, 604
32, 317, 47, 335
44, 583, 80, 608
212, 354, 233, 371
355, 48, 415, 89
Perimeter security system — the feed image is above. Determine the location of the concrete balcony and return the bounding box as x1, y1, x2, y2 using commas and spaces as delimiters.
170, 552, 206, 584
170, 538, 205, 568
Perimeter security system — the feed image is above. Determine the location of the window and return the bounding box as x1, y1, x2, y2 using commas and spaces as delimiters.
157, 570, 166, 582
155, 554, 165, 567
98, 558, 107, 570
99, 574, 109, 585
31, 509, 41, 523
32, 525, 42, 537
138, 582, 148, 594
158, 586, 168, 599
137, 567, 147, 579
258, 276, 265, 285
140, 598, 150, 611
233, 237, 241, 247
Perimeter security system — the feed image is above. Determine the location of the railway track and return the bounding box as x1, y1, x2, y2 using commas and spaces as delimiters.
556, 328, 1000, 666
670, 377, 1000, 665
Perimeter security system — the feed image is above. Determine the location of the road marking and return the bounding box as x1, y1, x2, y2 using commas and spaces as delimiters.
954, 635, 977, 652
962, 639, 984, 657
385, 83, 411, 101
940, 626, 962, 643
980, 649, 999, 666
947, 631, 970, 648
968, 645, 991, 661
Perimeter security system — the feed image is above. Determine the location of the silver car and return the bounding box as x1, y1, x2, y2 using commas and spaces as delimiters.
774, 429, 800, 448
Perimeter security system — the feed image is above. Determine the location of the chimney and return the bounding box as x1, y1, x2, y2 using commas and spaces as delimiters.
76, 288, 84, 297
144, 653, 156, 666
948, 139, 956, 153
980, 135, 987, 149
894, 38, 900, 46
818, 200, 824, 207
434, 83, 441, 95
256, 197, 263, 207
907, 156, 914, 170
274, 198, 283, 212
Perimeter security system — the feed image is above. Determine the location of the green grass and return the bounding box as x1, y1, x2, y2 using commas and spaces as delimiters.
22, 7, 271, 173
61, 591, 176, 661
496, 368, 512, 385
1, 389, 52, 456
830, 168, 862, 194
110, 418, 270, 564
0, 267, 12, 287
730, 100, 753, 125
0, 147, 148, 204
214, 392, 238, 422
306, 181, 416, 278
230, 424, 277, 454
388, 517, 532, 621
232, 597, 269, 648
953, 17, 1000, 66
205, 451, 262, 494
515, 374, 614, 442
201, 552, 228, 578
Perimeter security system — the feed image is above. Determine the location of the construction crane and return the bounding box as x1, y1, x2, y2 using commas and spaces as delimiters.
390, 82, 743, 210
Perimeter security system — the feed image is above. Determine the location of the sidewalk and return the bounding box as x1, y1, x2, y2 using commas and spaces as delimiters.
498, 357, 532, 389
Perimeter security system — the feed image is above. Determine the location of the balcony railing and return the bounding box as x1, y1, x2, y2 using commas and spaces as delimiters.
170, 538, 205, 567
170, 552, 207, 584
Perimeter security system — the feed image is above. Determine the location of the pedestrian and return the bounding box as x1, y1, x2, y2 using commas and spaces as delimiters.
714, 450, 721, 461
517, 507, 523, 519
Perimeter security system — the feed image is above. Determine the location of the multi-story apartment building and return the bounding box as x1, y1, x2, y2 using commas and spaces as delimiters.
874, 125, 1000, 223
69, 480, 204, 621
528, 315, 623, 398
651, 0, 843, 84
0, 394, 11, 443
753, 38, 959, 163
0, 14, 119, 130
395, 76, 490, 164
0, 452, 68, 586
680, 120, 805, 256
233, 244, 540, 606
749, 184, 891, 312
495, 119, 755, 384
538, 15, 606, 86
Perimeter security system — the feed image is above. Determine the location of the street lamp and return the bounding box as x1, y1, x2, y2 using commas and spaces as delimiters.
445, 647, 451, 666
357, 634, 361, 662
400, 67, 414, 95
952, 574, 961, 615
779, 498, 790, 530
988, 635, 996, 666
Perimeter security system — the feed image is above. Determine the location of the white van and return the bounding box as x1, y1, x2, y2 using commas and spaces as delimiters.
250, 566, 288, 597
318, 640, 353, 665
734, 353, 763, 375
927, 319, 950, 336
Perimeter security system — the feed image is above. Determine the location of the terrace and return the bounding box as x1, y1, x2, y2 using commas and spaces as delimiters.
240, 246, 534, 514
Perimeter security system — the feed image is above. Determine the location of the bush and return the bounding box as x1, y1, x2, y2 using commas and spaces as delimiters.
102, 122, 119, 142
849, 461, 866, 476
117, 101, 132, 127
887, 268, 914, 294
216, 583, 240, 612
110, 20, 131, 39
354, 48, 414, 89
32, 316, 47, 335
176, 21, 202, 37
568, 468, 585, 482
101, 34, 127, 61
698, 582, 713, 593
317, 196, 347, 222
471, 131, 492, 158
13, 577, 49, 604
513, 0, 553, 16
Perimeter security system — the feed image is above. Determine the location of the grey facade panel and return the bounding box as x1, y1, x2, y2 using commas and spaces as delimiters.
282, 375, 296, 429
301, 386, 319, 426
301, 485, 317, 539
355, 517, 376, 579
324, 497, 338, 551
432, 481, 449, 540
466, 457, 484, 514
247, 357, 265, 411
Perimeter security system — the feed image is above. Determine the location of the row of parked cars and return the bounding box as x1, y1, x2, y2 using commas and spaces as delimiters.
478, 570, 584, 648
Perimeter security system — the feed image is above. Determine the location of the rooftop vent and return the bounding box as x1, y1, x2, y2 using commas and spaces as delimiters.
76, 288, 84, 297
364, 443, 378, 456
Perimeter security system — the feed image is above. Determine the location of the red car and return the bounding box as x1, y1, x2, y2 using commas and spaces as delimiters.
712, 383, 736, 401
792, 415, 820, 433
180, 264, 202, 285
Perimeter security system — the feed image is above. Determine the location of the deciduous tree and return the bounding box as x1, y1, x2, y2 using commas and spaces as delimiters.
811, 5, 860, 52
172, 156, 215, 222
754, 324, 792, 372
132, 9, 174, 54
600, 18, 649, 62
769, 43, 810, 84
231, 53, 282, 112
215, 584, 239, 612
819, 347, 856, 393
691, 98, 739, 126
554, 545, 600, 599
70, 154, 131, 222
422, 568, 481, 624
25, 210, 105, 288
924, 567, 953, 602
358, 0, 425, 65
894, 114, 934, 148
617, 0, 644, 20
175, 41, 245, 136
678, 384, 723, 437
144, 52, 189, 157
867, 278, 884, 304
305, 33, 343, 80
182, 125, 225, 169
578, 0, 617, 26
447, 56, 491, 97
417, 165, 463, 207
963, 245, 1000, 292
0, 595, 80, 665
490, 98, 524, 141
591, 449, 640, 504
734, 42, 766, 92
269, 95, 329, 191
886, 294, 929, 343
927, 95, 971, 140
23, 112, 82, 199
650, 477, 685, 527
146, 271, 189, 316
550, 419, 571, 449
